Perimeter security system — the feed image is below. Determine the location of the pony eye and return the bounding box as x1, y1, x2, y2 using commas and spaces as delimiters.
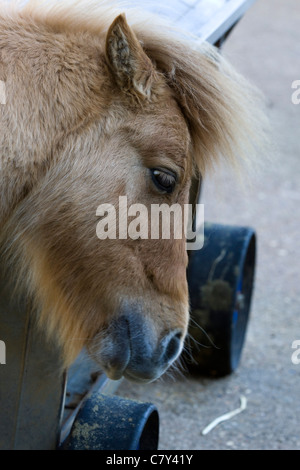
150, 169, 177, 193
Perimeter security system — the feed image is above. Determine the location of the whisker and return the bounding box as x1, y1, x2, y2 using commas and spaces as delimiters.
188, 317, 220, 349
186, 333, 213, 349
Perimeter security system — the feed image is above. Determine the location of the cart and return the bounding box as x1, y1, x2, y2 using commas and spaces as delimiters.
0, 0, 257, 450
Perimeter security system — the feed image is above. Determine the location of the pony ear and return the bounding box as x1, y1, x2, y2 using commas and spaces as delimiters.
105, 14, 156, 100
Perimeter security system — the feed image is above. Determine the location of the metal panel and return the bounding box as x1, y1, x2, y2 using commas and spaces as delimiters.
0, 269, 66, 450
127, 0, 256, 43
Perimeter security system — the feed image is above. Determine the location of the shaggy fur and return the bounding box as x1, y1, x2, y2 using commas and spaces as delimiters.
0, 0, 267, 375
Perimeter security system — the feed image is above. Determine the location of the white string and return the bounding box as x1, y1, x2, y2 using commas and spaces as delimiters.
202, 395, 247, 436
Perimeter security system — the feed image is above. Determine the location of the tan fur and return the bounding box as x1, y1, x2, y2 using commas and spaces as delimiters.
0, 1, 268, 371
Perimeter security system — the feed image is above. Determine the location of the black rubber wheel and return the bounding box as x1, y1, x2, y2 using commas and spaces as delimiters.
62, 392, 159, 450
185, 222, 256, 377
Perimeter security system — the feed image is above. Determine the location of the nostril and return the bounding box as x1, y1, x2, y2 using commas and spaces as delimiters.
163, 330, 183, 363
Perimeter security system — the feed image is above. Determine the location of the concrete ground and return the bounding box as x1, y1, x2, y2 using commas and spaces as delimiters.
116, 0, 300, 450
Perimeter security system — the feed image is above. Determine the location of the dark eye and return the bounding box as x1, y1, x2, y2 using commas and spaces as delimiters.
150, 168, 177, 194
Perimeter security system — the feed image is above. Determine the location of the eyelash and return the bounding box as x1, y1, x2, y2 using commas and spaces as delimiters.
150, 168, 177, 194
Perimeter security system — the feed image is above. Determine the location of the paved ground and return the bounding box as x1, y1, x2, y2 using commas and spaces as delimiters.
116, 0, 300, 450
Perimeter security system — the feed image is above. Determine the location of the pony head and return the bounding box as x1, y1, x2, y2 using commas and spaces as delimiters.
0, 2, 267, 382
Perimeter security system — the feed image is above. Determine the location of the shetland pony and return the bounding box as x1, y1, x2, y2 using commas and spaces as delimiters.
0, 0, 266, 382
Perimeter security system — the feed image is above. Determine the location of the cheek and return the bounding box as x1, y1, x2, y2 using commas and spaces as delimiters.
153, 238, 189, 300
148, 186, 191, 299
130, 232, 189, 303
